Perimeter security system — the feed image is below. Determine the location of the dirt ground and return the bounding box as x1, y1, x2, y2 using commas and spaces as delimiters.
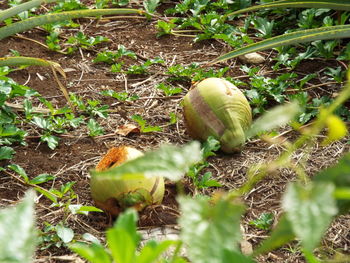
0, 1, 349, 262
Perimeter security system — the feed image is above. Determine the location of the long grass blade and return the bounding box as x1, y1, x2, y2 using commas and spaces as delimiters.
210, 25, 350, 64
0, 0, 58, 23
226, 0, 350, 17
0, 8, 143, 41
0, 56, 62, 73
0, 56, 73, 109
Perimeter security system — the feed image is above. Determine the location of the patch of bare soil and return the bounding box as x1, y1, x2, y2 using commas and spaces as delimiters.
1, 2, 349, 262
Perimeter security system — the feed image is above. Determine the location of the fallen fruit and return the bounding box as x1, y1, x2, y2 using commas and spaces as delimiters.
90, 146, 165, 216
183, 78, 252, 153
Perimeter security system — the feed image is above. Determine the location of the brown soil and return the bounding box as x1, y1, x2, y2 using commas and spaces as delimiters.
1, 1, 349, 262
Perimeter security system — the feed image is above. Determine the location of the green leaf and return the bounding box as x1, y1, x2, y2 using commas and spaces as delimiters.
8, 164, 29, 182
0, 190, 36, 263
201, 136, 220, 159
91, 141, 202, 182
29, 173, 55, 185
143, 0, 160, 14
0, 146, 15, 160
69, 242, 112, 263
221, 250, 256, 263
113, 209, 140, 245
34, 187, 58, 204
313, 153, 350, 213
41, 134, 59, 150
282, 182, 337, 251
82, 233, 101, 245
56, 224, 74, 243
178, 196, 245, 263
211, 25, 350, 64
249, 213, 274, 231
253, 214, 295, 256
31, 116, 50, 129
246, 101, 301, 139
136, 240, 179, 263
68, 205, 103, 215
107, 210, 139, 263
87, 118, 104, 137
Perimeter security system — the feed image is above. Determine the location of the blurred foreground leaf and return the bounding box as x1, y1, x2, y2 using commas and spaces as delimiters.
0, 190, 36, 263
178, 196, 246, 263
246, 102, 300, 139
91, 141, 202, 181
282, 182, 337, 251
313, 153, 350, 213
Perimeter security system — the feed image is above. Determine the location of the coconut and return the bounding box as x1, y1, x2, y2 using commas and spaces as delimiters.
90, 146, 165, 216
183, 78, 252, 153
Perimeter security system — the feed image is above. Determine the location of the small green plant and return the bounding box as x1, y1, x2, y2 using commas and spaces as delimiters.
7, 164, 55, 185
126, 58, 164, 75
166, 63, 230, 83
186, 137, 222, 190
69, 93, 109, 118
100, 90, 139, 101
212, 0, 350, 64
169, 112, 178, 125
93, 46, 137, 64
131, 114, 162, 133
87, 118, 104, 137
50, 31, 109, 54
249, 213, 274, 231
156, 83, 182, 96
38, 222, 74, 249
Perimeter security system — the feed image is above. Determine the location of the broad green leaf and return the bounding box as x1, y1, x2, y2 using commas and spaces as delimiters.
56, 224, 74, 243
106, 209, 139, 263
8, 164, 29, 182
253, 215, 295, 256
178, 196, 245, 263
107, 227, 136, 263
313, 153, 350, 213
136, 240, 178, 263
0, 0, 58, 23
69, 242, 112, 263
211, 25, 350, 64
82, 233, 101, 245
282, 182, 337, 251
322, 114, 348, 145
246, 101, 300, 139
221, 249, 256, 263
302, 248, 322, 263
29, 173, 55, 184
226, 0, 350, 18
41, 134, 59, 150
0, 146, 15, 160
91, 141, 202, 181
113, 209, 140, 245
0, 9, 143, 41
144, 0, 160, 14
0, 190, 36, 263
